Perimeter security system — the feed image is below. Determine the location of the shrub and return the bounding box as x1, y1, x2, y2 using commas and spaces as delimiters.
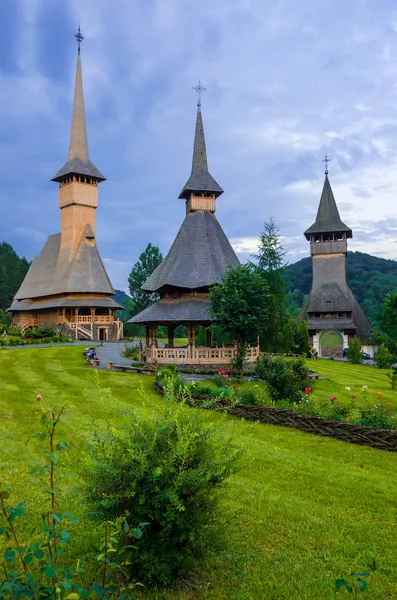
347, 337, 363, 364
358, 403, 392, 429
24, 326, 59, 340
85, 392, 241, 586
239, 383, 268, 405
0, 397, 146, 599
387, 366, 397, 390
255, 354, 311, 403
374, 343, 393, 369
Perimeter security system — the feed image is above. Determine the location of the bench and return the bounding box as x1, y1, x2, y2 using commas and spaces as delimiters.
109, 363, 155, 375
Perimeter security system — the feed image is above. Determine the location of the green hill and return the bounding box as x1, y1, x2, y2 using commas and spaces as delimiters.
286, 251, 397, 325
112, 289, 131, 305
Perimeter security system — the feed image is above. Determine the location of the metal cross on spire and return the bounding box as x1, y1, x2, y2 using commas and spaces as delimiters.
75, 26, 84, 55
193, 79, 206, 107
322, 153, 331, 175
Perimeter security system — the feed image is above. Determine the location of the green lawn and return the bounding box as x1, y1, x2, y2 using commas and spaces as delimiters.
1, 347, 397, 599
308, 358, 397, 409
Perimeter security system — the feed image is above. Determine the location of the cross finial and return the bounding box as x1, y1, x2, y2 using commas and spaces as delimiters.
322, 153, 331, 175
193, 79, 206, 107
75, 26, 84, 55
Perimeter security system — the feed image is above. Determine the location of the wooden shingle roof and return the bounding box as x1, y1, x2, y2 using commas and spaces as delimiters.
13, 228, 114, 300
129, 296, 211, 324
142, 210, 240, 293
304, 174, 352, 239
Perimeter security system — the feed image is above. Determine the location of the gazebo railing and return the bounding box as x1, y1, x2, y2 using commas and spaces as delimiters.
147, 345, 259, 364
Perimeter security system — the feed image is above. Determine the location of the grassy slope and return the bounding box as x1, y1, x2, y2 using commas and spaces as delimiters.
308, 358, 397, 409
0, 348, 397, 599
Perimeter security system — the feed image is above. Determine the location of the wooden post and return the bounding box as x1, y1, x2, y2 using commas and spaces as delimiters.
91, 307, 94, 323
188, 323, 196, 360
206, 328, 212, 348
168, 325, 175, 348
145, 325, 150, 349
152, 325, 158, 348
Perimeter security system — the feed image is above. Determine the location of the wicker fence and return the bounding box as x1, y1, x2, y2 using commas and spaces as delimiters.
154, 381, 397, 453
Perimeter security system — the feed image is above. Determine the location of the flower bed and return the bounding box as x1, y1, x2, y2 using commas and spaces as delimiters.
154, 380, 397, 453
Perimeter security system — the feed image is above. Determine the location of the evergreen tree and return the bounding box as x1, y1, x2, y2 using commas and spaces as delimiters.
127, 243, 163, 314
293, 320, 311, 357
252, 218, 293, 352
0, 242, 30, 310
374, 343, 393, 369
347, 337, 363, 364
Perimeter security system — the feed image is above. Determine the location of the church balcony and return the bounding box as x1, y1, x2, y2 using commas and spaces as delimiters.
57, 315, 114, 325
145, 345, 260, 365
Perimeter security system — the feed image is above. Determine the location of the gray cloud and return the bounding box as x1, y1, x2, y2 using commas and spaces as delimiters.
1, 0, 397, 290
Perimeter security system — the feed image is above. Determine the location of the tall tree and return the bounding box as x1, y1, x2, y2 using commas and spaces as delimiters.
252, 219, 293, 352
210, 264, 269, 372
372, 290, 397, 358
0, 242, 30, 310
128, 243, 163, 314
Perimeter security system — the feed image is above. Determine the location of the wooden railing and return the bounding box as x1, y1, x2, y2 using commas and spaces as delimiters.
57, 315, 114, 324
147, 345, 260, 365
19, 319, 39, 334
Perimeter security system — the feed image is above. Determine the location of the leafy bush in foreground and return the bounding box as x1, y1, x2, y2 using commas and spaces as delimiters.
0, 397, 144, 599
85, 385, 241, 587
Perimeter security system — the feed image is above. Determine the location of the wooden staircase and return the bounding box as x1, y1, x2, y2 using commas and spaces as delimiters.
63, 318, 93, 340
19, 319, 38, 335
114, 320, 124, 341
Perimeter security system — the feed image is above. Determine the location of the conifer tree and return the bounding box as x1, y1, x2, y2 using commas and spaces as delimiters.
253, 219, 293, 352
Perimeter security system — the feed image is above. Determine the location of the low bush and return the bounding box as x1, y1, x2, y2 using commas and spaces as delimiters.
85, 388, 241, 587
121, 343, 140, 361
255, 355, 311, 403
239, 383, 268, 406
374, 343, 393, 369
24, 327, 59, 340
0, 397, 145, 599
347, 337, 363, 364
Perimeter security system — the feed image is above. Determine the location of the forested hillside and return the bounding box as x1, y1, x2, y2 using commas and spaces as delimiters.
0, 243, 30, 310
1, 242, 396, 327
286, 251, 397, 325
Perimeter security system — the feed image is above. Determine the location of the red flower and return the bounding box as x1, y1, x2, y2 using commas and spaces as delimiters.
387, 402, 391, 407
376, 392, 384, 397
350, 394, 356, 399
36, 394, 42, 400
304, 387, 312, 394
330, 396, 336, 401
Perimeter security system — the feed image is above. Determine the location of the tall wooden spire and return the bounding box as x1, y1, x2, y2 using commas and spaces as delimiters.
179, 85, 223, 200
68, 53, 89, 164
52, 29, 105, 182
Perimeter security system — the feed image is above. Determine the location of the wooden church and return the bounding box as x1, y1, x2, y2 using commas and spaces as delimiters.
303, 162, 372, 357
129, 89, 260, 365
9, 31, 123, 342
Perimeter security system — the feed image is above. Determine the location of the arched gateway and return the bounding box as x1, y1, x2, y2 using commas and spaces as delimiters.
319, 330, 344, 358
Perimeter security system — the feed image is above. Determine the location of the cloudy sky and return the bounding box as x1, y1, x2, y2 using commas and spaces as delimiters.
2, 0, 397, 291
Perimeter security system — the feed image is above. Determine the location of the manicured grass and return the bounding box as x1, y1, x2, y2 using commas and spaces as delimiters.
308, 358, 397, 409
1, 347, 397, 599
